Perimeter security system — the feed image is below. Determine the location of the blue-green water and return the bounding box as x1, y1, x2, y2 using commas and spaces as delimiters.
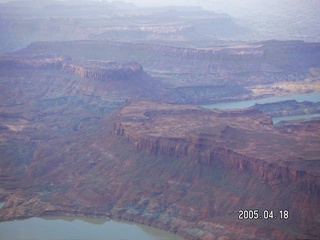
200, 92, 320, 124
0, 202, 4, 209
200, 92, 320, 110
0, 217, 183, 240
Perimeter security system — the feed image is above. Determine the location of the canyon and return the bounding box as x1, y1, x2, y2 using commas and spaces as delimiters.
15, 40, 320, 105
0, 42, 320, 239
1, 0, 319, 54
0, 40, 319, 239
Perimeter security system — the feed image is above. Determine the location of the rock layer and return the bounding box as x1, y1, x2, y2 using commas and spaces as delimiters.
64, 61, 144, 81
0, 55, 144, 81
114, 100, 320, 237
0, 53, 320, 239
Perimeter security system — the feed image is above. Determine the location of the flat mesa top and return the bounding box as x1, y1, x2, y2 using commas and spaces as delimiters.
72, 60, 143, 71
117, 100, 320, 175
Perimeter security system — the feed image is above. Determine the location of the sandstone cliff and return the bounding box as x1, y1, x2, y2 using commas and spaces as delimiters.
63, 60, 144, 81
17, 40, 320, 105
0, 55, 144, 82
1, 52, 320, 240
0, 55, 159, 102
0, 55, 70, 70
21, 40, 320, 76
113, 100, 320, 237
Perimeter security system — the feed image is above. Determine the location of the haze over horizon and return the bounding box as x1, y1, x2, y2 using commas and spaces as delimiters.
0, 0, 319, 17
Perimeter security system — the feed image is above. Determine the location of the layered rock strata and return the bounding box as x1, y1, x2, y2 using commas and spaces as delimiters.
114, 100, 320, 237
64, 60, 144, 81
1, 55, 320, 239
0, 55, 144, 82
16, 40, 320, 104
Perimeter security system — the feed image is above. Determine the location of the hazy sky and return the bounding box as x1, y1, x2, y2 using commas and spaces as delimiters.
0, 0, 319, 18
119, 0, 267, 15
117, 0, 316, 19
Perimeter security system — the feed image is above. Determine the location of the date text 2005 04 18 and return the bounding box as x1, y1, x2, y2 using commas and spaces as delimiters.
238, 209, 289, 220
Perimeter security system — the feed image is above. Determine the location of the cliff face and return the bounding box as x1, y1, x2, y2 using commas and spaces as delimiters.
21, 40, 320, 75
113, 100, 320, 236
0, 56, 144, 82
1, 52, 320, 239
17, 41, 320, 105
0, 55, 160, 102
63, 61, 144, 81
114, 100, 320, 192
0, 55, 70, 70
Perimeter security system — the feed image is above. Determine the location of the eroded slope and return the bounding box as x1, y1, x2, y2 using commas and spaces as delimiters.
0, 53, 319, 240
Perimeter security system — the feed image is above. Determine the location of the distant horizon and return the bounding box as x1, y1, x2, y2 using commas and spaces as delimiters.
1, 0, 319, 17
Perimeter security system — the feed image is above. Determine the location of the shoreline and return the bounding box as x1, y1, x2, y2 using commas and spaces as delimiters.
0, 209, 186, 240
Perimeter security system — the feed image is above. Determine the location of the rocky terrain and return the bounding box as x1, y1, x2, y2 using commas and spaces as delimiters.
0, 55, 144, 81
15, 40, 320, 104
1, 0, 320, 239
113, 100, 320, 236
254, 100, 320, 117
0, 47, 319, 239
0, 0, 250, 53
1, 0, 319, 54
1, 96, 320, 239
0, 55, 165, 103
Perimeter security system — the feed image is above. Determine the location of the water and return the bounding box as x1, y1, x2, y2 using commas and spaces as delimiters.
200, 92, 320, 110
1, 93, 319, 239
0, 217, 183, 240
273, 113, 320, 124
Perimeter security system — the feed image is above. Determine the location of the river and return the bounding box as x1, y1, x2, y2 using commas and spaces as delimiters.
200, 92, 320, 123
200, 92, 320, 110
0, 216, 183, 240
